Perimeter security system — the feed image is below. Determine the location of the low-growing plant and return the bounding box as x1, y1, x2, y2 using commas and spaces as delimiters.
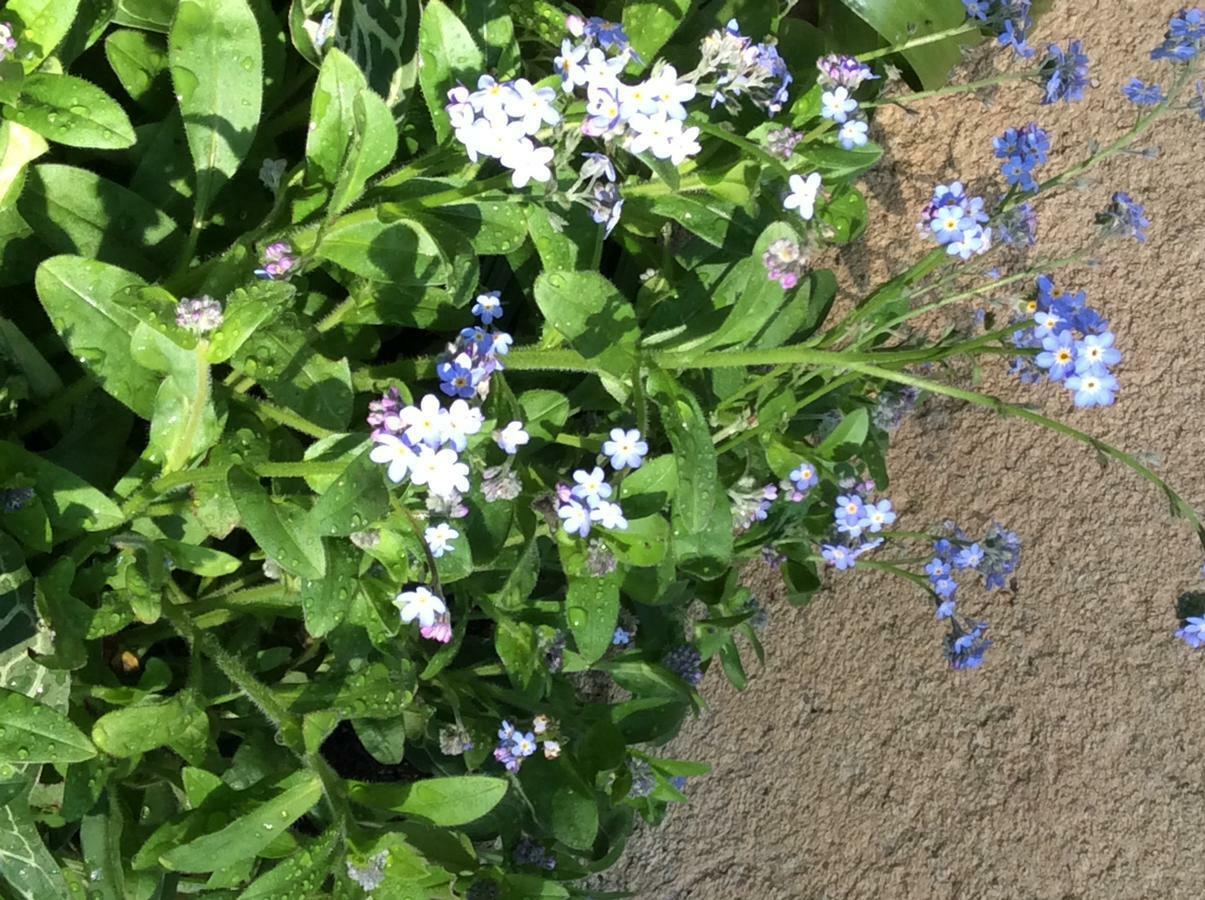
1, 0, 1203, 896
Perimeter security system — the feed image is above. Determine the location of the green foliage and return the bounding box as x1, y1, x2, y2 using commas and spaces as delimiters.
0, 1, 1197, 898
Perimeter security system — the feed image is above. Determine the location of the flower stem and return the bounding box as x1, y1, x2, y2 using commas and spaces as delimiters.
863, 70, 1035, 108
856, 21, 978, 63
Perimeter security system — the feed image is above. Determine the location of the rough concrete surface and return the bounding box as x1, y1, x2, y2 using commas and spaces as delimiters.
613, 2, 1205, 898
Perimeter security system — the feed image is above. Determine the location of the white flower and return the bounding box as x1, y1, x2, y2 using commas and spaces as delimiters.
783, 172, 822, 221
457, 117, 525, 162
558, 500, 592, 538
443, 399, 483, 452
542, 740, 561, 759
626, 112, 674, 158
495, 421, 530, 455
369, 434, 414, 484
584, 83, 625, 137
532, 714, 549, 734
470, 74, 516, 123
663, 119, 701, 165
591, 500, 628, 531
645, 65, 696, 120
401, 394, 445, 448
395, 586, 446, 628
500, 138, 555, 188
602, 428, 648, 470
571, 467, 612, 507
838, 119, 869, 150
505, 78, 561, 135
424, 523, 459, 558
619, 80, 660, 119
820, 87, 858, 123
410, 446, 470, 498
491, 332, 513, 355
554, 39, 589, 92
581, 47, 627, 90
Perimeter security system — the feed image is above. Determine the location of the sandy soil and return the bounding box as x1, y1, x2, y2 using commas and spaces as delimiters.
612, 2, 1205, 897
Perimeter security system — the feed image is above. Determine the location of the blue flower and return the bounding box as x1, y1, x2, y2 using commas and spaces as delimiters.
954, 543, 985, 569
945, 621, 992, 670
1121, 77, 1165, 106
933, 577, 958, 600
964, 0, 1035, 58
1032, 310, 1062, 339
1040, 40, 1090, 104
921, 182, 991, 259
1098, 191, 1149, 242
436, 357, 478, 399
1152, 8, 1204, 62
834, 494, 866, 529
995, 202, 1038, 247
933, 538, 955, 561
863, 499, 896, 533
1073, 332, 1121, 374
612, 626, 633, 646
471, 290, 503, 324
1035, 329, 1077, 381
978, 522, 1021, 590
1175, 615, 1205, 648
821, 543, 856, 570
789, 462, 819, 492
925, 557, 950, 581
936, 599, 958, 620
1065, 371, 1119, 408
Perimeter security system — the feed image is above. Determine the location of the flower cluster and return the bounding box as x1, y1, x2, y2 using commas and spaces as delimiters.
730, 479, 779, 532
433, 299, 511, 401
944, 619, 992, 669
993, 123, 1050, 192
995, 201, 1038, 248
557, 466, 630, 539
817, 54, 874, 150
920, 182, 991, 260
494, 715, 561, 773
1040, 40, 1091, 105
557, 18, 701, 163
0, 22, 15, 62
963, 0, 1035, 58
663, 645, 704, 686
446, 76, 560, 188
1096, 191, 1150, 243
1010, 276, 1121, 408
696, 19, 792, 115
925, 523, 1021, 622
368, 392, 477, 498
765, 127, 804, 160
0, 486, 33, 513
1151, 7, 1204, 62
762, 237, 809, 290
512, 839, 556, 871
821, 490, 893, 571
254, 242, 298, 281
175, 295, 223, 334
394, 585, 452, 643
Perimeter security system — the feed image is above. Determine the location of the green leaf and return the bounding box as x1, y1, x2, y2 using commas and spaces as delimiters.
696, 221, 798, 351
328, 89, 398, 216
6, 0, 81, 70
10, 74, 135, 150
90, 693, 208, 760
227, 467, 326, 579
621, 0, 692, 71
205, 280, 289, 364
156, 539, 240, 576
35, 255, 159, 416
19, 164, 183, 278
168, 0, 263, 219
420, 200, 528, 255
337, 0, 421, 109
417, 0, 484, 142
520, 757, 599, 850
516, 389, 569, 441
105, 28, 172, 110
607, 514, 669, 566
347, 776, 507, 826
525, 202, 602, 271
309, 210, 444, 285
836, 0, 974, 89
307, 449, 389, 537
114, 0, 176, 32
817, 407, 869, 459
0, 799, 71, 900
238, 828, 338, 900
647, 369, 732, 574
798, 140, 883, 180
304, 48, 367, 187
533, 271, 639, 379
0, 122, 49, 211
0, 441, 124, 537
300, 539, 358, 637
0, 686, 96, 763
229, 312, 353, 431
159, 773, 323, 873
563, 562, 621, 665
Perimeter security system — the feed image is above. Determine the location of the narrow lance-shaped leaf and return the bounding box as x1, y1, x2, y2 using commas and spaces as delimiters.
417, 0, 484, 142
532, 271, 640, 379
169, 0, 263, 221
227, 467, 327, 580
346, 776, 508, 826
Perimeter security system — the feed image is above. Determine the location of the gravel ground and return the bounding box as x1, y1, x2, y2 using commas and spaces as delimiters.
612, 2, 1205, 897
